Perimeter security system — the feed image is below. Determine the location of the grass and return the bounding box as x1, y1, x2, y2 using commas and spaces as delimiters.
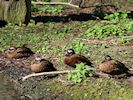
42, 77, 133, 100
0, 11, 133, 99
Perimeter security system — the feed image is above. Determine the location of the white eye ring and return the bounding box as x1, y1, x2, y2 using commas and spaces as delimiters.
67, 50, 73, 53
9, 47, 15, 50
35, 56, 43, 61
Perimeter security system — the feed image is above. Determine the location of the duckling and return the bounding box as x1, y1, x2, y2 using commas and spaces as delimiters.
63, 49, 92, 68
4, 44, 34, 59
99, 55, 129, 75
30, 56, 56, 73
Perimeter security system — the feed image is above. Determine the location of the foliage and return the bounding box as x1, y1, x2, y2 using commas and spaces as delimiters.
117, 37, 133, 44
31, 3, 39, 12
84, 22, 126, 39
68, 39, 88, 55
104, 12, 128, 20
121, 20, 133, 32
31, 4, 64, 15
84, 19, 133, 39
38, 5, 64, 14
67, 63, 95, 83
28, 20, 36, 26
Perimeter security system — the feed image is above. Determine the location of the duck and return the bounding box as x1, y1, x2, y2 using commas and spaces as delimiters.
99, 55, 129, 75
63, 48, 92, 68
4, 44, 34, 59
30, 56, 56, 73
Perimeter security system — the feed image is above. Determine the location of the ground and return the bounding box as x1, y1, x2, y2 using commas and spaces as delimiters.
0, 5, 133, 99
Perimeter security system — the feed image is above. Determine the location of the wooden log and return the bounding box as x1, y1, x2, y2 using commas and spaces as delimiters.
0, 0, 31, 25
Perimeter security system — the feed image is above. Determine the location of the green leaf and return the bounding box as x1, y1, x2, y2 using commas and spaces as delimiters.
67, 73, 72, 80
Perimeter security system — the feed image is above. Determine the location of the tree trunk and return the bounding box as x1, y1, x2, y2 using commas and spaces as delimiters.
0, 0, 31, 25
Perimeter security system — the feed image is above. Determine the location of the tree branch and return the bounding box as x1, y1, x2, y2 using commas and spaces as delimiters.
31, 1, 79, 8
22, 68, 96, 81
23, 68, 133, 81
76, 35, 133, 45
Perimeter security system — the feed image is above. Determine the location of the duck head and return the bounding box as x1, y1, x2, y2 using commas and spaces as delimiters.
64, 48, 75, 56
35, 56, 44, 62
104, 55, 112, 61
6, 47, 16, 53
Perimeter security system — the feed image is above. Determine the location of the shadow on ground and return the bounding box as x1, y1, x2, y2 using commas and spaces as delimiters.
32, 11, 133, 24
32, 13, 101, 23
0, 20, 7, 27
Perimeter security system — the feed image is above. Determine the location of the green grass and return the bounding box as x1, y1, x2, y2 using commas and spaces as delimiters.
42, 78, 133, 100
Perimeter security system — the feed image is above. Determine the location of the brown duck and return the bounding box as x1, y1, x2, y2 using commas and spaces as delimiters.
99, 55, 130, 75
4, 44, 34, 59
63, 49, 92, 68
30, 56, 56, 73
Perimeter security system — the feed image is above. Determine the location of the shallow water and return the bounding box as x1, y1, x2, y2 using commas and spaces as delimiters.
0, 73, 19, 100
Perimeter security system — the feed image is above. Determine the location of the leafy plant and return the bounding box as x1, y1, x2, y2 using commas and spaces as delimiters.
28, 20, 36, 27
31, 3, 64, 14
68, 39, 88, 54
67, 63, 95, 83
104, 12, 128, 20
38, 5, 64, 14
31, 3, 39, 12
84, 23, 126, 39
117, 37, 133, 44
121, 20, 133, 32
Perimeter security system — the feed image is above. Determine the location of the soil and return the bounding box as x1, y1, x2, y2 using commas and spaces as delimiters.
0, 53, 66, 99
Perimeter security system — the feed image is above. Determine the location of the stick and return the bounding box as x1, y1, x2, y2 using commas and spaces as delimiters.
129, 68, 133, 71
31, 1, 79, 8
76, 35, 133, 45
22, 68, 96, 81
32, 1, 116, 8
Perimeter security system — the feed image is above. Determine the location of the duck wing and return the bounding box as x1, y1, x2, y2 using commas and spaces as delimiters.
16, 47, 34, 54
73, 54, 93, 67
116, 60, 129, 73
